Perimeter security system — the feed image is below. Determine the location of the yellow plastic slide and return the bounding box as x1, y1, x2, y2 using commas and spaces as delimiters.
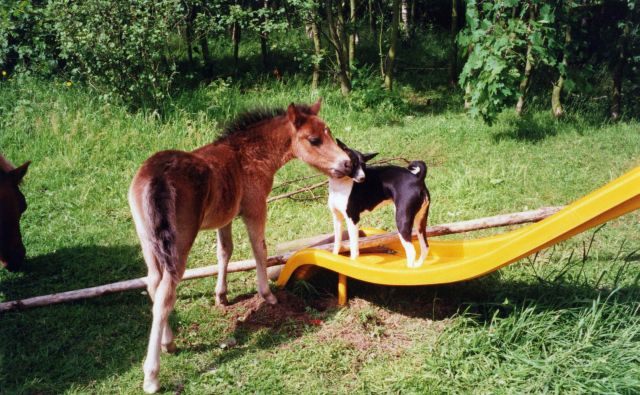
277, 166, 640, 304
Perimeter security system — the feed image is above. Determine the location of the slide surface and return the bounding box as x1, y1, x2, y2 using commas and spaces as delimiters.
277, 166, 640, 288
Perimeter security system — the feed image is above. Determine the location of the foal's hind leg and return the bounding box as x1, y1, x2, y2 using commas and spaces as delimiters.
140, 242, 176, 353
214, 223, 233, 306
143, 271, 179, 394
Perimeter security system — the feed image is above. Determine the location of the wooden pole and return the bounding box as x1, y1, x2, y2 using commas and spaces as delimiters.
0, 206, 563, 313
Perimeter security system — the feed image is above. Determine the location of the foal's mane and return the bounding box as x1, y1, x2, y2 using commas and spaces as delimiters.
220, 104, 314, 139
0, 154, 15, 173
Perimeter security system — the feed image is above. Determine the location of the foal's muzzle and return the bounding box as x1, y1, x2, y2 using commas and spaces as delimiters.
330, 159, 352, 178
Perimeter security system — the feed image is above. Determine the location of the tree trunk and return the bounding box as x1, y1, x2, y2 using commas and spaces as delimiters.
326, 0, 352, 94
185, 5, 195, 66
349, 0, 357, 73
384, 0, 400, 90
311, 17, 322, 90
401, 0, 409, 36
378, 1, 385, 78
448, 0, 459, 86
260, 33, 269, 71
368, 0, 376, 35
611, 20, 629, 121
516, 6, 536, 116
552, 24, 571, 118
410, 0, 416, 30
232, 22, 241, 75
516, 44, 533, 116
260, 0, 270, 72
200, 36, 211, 65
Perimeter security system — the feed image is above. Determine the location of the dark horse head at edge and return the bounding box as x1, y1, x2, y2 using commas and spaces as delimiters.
0, 154, 30, 272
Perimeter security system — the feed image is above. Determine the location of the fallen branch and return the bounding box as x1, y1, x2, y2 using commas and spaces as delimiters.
0, 206, 563, 313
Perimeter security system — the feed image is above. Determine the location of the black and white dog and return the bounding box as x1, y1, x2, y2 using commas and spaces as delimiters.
328, 140, 431, 268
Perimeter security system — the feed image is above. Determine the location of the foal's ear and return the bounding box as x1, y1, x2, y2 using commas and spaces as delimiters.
9, 161, 30, 185
310, 98, 322, 115
287, 103, 302, 128
363, 153, 378, 162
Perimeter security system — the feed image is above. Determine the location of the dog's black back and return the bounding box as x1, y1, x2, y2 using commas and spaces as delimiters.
347, 162, 430, 228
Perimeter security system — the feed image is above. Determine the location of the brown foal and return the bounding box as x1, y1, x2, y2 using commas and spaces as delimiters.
128, 100, 350, 393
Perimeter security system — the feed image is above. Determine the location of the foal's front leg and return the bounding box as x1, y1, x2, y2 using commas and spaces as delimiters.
243, 209, 278, 305
214, 223, 233, 306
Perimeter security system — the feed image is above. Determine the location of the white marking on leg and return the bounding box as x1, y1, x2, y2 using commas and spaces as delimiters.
416, 231, 428, 268
331, 210, 344, 255
143, 275, 177, 393
215, 224, 233, 305
346, 218, 360, 259
328, 178, 353, 257
400, 234, 417, 268
409, 166, 420, 175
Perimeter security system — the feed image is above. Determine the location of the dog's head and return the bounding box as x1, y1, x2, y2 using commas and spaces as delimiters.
336, 139, 377, 183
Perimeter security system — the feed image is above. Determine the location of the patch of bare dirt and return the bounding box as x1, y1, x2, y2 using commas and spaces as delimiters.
224, 290, 334, 336
311, 297, 449, 357
221, 288, 453, 357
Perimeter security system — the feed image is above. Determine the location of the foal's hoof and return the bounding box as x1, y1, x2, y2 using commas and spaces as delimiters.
263, 292, 278, 305
215, 294, 229, 306
161, 341, 177, 354
143, 377, 160, 394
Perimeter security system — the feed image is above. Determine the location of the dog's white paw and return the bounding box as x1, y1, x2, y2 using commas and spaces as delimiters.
406, 259, 424, 269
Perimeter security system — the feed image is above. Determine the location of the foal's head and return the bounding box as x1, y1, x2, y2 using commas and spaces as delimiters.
0, 159, 30, 271
288, 100, 352, 178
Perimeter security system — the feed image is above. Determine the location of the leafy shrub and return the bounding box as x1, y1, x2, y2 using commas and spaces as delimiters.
350, 65, 408, 114
459, 0, 561, 123
49, 0, 184, 107
0, 0, 59, 75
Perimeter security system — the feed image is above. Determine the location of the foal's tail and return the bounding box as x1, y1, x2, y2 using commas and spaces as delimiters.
408, 161, 427, 183
143, 177, 179, 283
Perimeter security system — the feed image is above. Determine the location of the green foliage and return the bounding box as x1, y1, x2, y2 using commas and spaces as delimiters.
350, 65, 408, 114
48, 0, 184, 108
459, 0, 561, 123
0, 0, 58, 74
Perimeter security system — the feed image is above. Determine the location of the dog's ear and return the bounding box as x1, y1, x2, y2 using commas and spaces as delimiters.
363, 152, 378, 162
336, 138, 348, 151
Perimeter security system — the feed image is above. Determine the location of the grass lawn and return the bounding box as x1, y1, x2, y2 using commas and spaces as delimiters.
1, 74, 639, 394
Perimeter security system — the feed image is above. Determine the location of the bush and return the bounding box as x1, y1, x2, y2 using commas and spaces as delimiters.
49, 0, 184, 108
0, 0, 59, 75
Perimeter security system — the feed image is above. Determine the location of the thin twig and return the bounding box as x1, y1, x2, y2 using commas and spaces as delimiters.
267, 180, 328, 203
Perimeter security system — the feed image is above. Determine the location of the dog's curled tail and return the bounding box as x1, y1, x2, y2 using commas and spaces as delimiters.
143, 177, 179, 283
408, 161, 427, 182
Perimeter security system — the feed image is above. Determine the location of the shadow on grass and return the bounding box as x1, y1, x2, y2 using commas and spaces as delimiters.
492, 113, 560, 143
0, 245, 149, 394
4, 246, 638, 393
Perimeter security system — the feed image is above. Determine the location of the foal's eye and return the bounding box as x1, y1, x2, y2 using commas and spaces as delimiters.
308, 136, 322, 146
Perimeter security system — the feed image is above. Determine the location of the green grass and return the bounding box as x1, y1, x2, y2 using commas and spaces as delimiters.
1, 70, 639, 395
